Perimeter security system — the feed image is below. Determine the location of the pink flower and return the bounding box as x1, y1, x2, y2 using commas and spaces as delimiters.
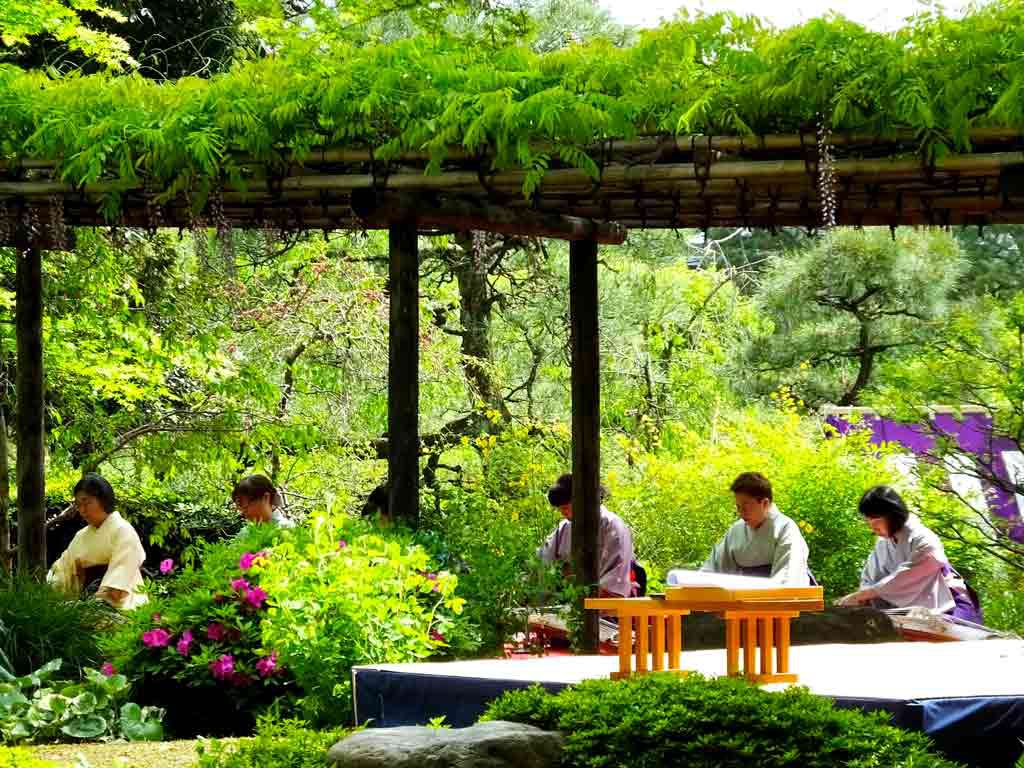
207, 622, 227, 642
337, 540, 348, 550
100, 663, 116, 677
430, 629, 446, 644
209, 654, 235, 681
142, 628, 171, 648
159, 558, 174, 575
230, 578, 250, 592
244, 586, 268, 609
176, 630, 194, 656
239, 551, 267, 571
255, 652, 278, 678
230, 672, 253, 688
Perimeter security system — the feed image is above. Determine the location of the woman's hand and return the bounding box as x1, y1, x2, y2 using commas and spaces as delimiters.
835, 591, 869, 607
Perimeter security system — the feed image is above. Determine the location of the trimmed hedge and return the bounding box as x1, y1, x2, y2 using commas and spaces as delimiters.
482, 674, 961, 768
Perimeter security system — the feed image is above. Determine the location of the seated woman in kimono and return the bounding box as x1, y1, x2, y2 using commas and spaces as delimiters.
537, 473, 636, 598
836, 485, 982, 622
47, 474, 148, 610
232, 474, 294, 527
699, 472, 812, 586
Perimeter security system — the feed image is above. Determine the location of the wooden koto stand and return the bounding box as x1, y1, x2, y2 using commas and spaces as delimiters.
586, 584, 824, 684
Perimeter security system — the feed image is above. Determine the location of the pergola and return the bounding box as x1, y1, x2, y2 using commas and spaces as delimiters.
3, 126, 1024, 648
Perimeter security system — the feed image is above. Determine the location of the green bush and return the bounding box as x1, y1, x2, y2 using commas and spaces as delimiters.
102, 515, 470, 734
0, 659, 162, 744
195, 715, 344, 768
483, 674, 960, 768
0, 574, 114, 677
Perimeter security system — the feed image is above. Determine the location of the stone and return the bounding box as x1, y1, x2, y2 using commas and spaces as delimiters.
680, 606, 903, 649
326, 720, 564, 768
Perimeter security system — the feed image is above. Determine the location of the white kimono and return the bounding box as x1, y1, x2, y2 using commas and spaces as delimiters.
47, 512, 148, 610
860, 514, 957, 612
537, 506, 634, 597
700, 505, 810, 586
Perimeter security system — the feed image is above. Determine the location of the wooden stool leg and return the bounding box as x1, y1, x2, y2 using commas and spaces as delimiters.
617, 615, 633, 679
725, 618, 740, 676
652, 615, 665, 671
742, 618, 756, 676
668, 614, 682, 671
776, 617, 790, 674
759, 617, 774, 677
636, 612, 649, 674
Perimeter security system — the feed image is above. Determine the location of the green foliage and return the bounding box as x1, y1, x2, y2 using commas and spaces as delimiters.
0, 659, 163, 745
0, 747, 58, 768
102, 517, 470, 732
981, 585, 1024, 635
0, 0, 134, 69
0, 574, 113, 677
258, 515, 468, 726
747, 227, 964, 406
5, 4, 1024, 206
482, 674, 960, 768
194, 715, 344, 768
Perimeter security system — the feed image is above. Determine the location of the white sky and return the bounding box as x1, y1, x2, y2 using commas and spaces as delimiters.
599, 0, 967, 30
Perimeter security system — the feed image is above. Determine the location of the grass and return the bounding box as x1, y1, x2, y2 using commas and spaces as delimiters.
30, 739, 244, 768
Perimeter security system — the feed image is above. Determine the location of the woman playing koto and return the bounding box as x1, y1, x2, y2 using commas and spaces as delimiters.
48, 474, 148, 610
836, 485, 982, 623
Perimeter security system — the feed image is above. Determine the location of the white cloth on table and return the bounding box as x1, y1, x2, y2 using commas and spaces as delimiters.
47, 512, 148, 610
860, 513, 957, 612
537, 506, 634, 597
699, 505, 810, 586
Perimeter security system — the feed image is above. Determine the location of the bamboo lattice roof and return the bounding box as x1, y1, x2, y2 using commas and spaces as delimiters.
3, 127, 1024, 242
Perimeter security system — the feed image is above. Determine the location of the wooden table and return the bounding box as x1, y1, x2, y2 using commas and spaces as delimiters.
586, 585, 824, 684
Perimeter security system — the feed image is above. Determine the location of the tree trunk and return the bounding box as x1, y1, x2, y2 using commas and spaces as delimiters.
839, 320, 875, 406
388, 224, 420, 525
569, 238, 601, 653
16, 246, 45, 575
0, 406, 11, 575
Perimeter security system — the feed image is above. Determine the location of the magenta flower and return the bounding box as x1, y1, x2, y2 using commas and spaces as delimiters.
100, 663, 116, 677
230, 578, 250, 592
159, 558, 174, 575
209, 654, 235, 680
142, 628, 171, 648
430, 629, 446, 644
239, 551, 267, 571
337, 539, 348, 550
230, 672, 253, 688
244, 586, 268, 609
255, 652, 278, 678
176, 629, 194, 656
206, 622, 227, 642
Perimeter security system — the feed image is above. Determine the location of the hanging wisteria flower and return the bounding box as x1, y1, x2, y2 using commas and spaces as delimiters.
100, 662, 116, 677
230, 578, 250, 592
244, 586, 268, 610
159, 558, 175, 575
239, 551, 267, 571
255, 652, 278, 678
207, 622, 227, 641
209, 654, 235, 680
142, 628, 172, 648
176, 629, 194, 656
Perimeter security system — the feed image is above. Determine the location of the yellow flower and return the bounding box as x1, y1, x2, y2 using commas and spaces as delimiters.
460, 436, 470, 447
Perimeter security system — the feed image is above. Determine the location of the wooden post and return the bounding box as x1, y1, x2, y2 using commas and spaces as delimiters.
16, 245, 45, 575
387, 224, 420, 524
569, 238, 601, 653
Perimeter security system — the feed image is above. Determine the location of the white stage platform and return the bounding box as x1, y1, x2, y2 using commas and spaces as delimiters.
353, 640, 1024, 767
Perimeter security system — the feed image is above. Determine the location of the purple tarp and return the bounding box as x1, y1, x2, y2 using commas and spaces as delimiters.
823, 408, 1024, 542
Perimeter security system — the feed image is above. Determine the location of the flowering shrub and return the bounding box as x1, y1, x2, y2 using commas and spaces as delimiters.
102, 517, 471, 733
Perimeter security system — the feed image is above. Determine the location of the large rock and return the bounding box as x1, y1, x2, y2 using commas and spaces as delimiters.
680, 606, 903, 649
327, 720, 564, 768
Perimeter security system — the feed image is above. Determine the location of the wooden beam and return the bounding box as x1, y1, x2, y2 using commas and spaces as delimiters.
351, 190, 627, 245
387, 224, 420, 525
569, 238, 601, 653
15, 244, 45, 575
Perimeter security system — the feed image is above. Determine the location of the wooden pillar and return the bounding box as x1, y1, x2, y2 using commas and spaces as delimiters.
569, 238, 601, 652
387, 225, 420, 524
16, 245, 45, 574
